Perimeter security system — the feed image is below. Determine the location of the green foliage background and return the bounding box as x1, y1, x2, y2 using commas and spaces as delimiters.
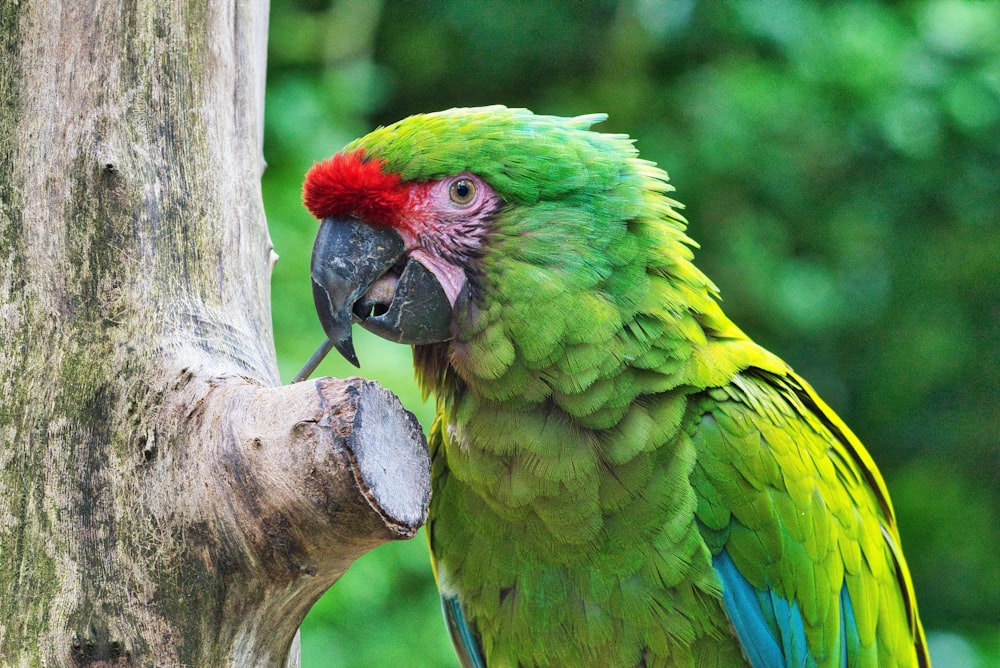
263, 1, 1000, 665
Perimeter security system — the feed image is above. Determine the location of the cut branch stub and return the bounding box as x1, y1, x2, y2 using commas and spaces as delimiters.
148, 367, 431, 663
166, 368, 430, 572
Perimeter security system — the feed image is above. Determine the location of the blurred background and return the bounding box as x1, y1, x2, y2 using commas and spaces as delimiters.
262, 1, 999, 665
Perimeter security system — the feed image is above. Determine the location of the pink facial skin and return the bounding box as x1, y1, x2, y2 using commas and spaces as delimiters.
304, 151, 500, 309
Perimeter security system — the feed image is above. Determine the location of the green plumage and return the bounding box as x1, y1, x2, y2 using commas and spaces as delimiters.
346, 107, 927, 666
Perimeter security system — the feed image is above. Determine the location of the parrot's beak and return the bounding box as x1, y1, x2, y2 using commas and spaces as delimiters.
309, 216, 453, 368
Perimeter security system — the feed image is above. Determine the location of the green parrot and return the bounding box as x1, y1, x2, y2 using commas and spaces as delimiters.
299, 106, 929, 667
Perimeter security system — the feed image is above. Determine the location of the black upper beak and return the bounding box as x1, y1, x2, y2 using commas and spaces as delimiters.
310, 216, 453, 367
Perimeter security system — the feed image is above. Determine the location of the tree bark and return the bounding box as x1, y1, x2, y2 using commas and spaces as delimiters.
0, 1, 430, 665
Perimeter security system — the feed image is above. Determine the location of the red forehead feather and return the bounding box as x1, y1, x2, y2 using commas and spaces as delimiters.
302, 149, 410, 227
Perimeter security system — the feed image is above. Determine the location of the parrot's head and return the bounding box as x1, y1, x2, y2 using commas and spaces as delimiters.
302, 106, 693, 397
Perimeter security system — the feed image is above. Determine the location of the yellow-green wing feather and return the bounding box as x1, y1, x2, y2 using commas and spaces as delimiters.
692, 368, 929, 666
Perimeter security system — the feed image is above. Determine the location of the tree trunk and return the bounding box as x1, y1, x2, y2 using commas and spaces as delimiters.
0, 1, 430, 665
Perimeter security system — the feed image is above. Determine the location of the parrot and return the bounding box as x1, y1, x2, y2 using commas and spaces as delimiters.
298, 106, 929, 667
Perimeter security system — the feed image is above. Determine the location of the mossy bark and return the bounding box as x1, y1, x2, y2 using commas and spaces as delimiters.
0, 1, 430, 665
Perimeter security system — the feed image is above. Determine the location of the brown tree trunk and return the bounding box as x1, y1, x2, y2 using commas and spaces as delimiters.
0, 1, 430, 665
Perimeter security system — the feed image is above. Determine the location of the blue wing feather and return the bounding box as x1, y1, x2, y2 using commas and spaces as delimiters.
715, 550, 786, 668
441, 593, 487, 668
715, 550, 862, 668
840, 584, 862, 665
767, 589, 809, 667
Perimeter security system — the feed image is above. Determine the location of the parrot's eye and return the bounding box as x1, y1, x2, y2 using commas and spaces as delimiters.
449, 178, 477, 206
